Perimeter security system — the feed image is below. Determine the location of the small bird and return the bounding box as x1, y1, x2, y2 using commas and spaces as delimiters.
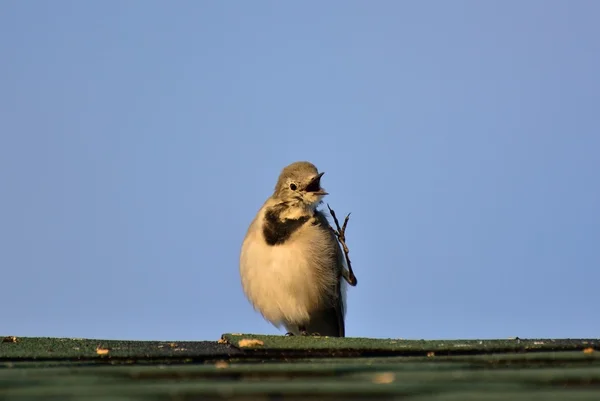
239, 161, 347, 337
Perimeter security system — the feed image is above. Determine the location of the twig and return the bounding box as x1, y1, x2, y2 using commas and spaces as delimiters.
327, 204, 358, 287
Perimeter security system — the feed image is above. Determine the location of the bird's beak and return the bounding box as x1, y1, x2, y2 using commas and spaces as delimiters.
305, 172, 328, 195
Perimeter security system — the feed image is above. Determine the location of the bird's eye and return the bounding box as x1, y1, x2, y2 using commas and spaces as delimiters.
289, 183, 297, 191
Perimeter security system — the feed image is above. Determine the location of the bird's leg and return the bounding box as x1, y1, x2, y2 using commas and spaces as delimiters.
299, 326, 308, 336
327, 204, 358, 286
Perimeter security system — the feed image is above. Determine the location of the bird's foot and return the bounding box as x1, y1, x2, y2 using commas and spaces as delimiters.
297, 326, 321, 336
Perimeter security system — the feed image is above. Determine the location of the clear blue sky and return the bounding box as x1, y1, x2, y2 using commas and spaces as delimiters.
1, 1, 599, 341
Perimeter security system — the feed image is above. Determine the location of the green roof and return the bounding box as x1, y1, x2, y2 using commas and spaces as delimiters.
1, 334, 599, 400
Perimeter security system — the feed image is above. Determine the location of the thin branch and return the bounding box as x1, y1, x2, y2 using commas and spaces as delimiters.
327, 204, 358, 287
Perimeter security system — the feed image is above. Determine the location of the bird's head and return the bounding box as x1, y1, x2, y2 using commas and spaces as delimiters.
272, 161, 328, 210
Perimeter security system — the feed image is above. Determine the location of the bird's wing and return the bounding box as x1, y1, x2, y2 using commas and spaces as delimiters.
310, 210, 346, 337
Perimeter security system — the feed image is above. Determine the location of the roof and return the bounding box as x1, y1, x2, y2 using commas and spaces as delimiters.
1, 334, 599, 400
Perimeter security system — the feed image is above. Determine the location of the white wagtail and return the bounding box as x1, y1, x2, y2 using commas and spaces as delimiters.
239, 161, 347, 337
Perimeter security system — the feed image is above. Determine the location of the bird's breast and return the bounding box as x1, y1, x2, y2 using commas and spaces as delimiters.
262, 208, 311, 246
240, 216, 338, 325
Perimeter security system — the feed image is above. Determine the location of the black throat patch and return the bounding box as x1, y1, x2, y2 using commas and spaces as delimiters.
263, 205, 311, 246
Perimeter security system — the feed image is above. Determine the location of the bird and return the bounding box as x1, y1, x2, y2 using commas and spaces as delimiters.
239, 161, 347, 337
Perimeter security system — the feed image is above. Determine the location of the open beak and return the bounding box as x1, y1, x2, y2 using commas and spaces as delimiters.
305, 172, 328, 195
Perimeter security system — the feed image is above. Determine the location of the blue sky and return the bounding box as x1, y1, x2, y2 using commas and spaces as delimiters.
1, 1, 599, 341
